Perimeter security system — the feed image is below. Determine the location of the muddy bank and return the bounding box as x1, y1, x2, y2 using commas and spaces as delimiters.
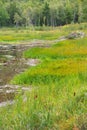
0, 85, 33, 107
0, 42, 46, 85
0, 42, 47, 105
0, 84, 32, 103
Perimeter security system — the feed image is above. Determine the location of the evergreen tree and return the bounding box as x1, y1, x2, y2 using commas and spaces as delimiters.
0, 0, 87, 26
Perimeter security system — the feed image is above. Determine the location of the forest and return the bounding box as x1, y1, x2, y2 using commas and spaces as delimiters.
0, 0, 87, 27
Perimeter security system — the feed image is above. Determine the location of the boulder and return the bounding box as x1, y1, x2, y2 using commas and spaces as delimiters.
66, 31, 85, 39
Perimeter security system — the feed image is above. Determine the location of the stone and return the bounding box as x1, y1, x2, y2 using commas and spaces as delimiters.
66, 31, 85, 39
25, 59, 40, 66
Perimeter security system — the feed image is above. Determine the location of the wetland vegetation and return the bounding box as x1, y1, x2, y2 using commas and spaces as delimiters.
0, 0, 87, 129
0, 23, 87, 130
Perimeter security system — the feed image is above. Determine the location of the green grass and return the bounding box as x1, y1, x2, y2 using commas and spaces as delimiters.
0, 23, 87, 130
24, 38, 87, 60
0, 75, 87, 130
0, 23, 87, 43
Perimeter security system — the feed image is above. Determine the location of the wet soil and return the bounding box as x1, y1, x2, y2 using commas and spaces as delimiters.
0, 42, 48, 106
0, 37, 69, 106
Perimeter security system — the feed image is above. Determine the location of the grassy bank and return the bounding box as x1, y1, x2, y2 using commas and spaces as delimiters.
0, 23, 87, 43
0, 23, 87, 130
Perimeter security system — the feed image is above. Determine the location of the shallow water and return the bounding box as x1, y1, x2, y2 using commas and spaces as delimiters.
0, 43, 48, 105
0, 44, 28, 85
0, 44, 31, 104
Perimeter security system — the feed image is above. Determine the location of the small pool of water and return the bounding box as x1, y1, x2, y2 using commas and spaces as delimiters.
0, 43, 49, 105
0, 44, 30, 103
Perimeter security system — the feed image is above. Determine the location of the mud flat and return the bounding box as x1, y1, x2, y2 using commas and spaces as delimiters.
0, 42, 47, 105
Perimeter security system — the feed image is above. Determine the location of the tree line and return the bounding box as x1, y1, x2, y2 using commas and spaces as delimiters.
0, 0, 87, 27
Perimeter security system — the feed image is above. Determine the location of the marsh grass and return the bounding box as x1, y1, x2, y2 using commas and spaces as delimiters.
0, 23, 87, 43
23, 38, 87, 60
0, 23, 87, 130
0, 76, 87, 130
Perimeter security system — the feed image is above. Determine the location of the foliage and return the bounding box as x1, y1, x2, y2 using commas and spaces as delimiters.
0, 23, 87, 130
0, 0, 87, 27
0, 23, 87, 43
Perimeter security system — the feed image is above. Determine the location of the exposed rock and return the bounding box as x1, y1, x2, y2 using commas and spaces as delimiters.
66, 31, 85, 39
4, 55, 15, 60
0, 100, 15, 107
0, 84, 32, 104
25, 59, 40, 66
